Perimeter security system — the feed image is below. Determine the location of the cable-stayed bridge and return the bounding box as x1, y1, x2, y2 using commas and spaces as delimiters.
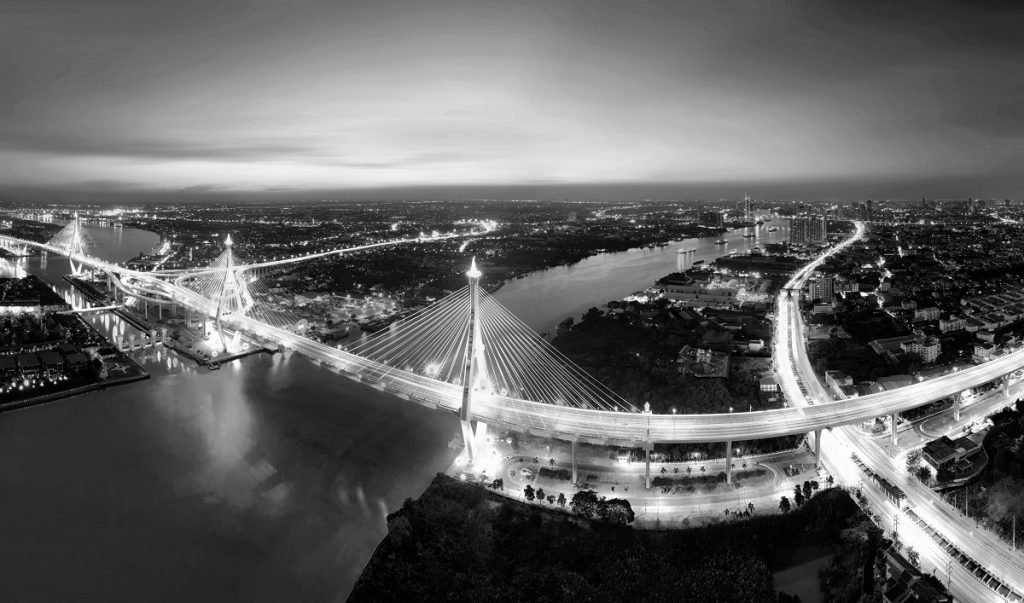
10, 217, 1024, 599
1, 220, 1023, 461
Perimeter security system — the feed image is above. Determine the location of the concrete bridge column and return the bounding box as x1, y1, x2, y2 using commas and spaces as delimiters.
725, 441, 734, 484
891, 412, 899, 446
644, 441, 652, 489
953, 392, 962, 421
158, 303, 162, 320
571, 439, 578, 485
1004, 374, 1012, 397
814, 429, 822, 468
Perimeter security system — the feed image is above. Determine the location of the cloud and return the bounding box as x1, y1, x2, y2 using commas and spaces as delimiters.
0, 0, 1022, 198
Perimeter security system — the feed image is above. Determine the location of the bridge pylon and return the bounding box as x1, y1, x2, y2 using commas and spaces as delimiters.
459, 258, 488, 464
211, 234, 254, 353
67, 213, 88, 276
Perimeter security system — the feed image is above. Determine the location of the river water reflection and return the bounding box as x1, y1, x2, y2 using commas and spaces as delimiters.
0, 226, 459, 602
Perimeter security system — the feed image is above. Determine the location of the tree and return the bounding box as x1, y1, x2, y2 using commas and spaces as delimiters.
984, 477, 1024, 522
599, 498, 635, 524
547, 495, 555, 505
556, 492, 566, 507
810, 480, 820, 493
536, 488, 545, 502
524, 485, 535, 502
802, 480, 813, 501
915, 465, 932, 484
905, 546, 920, 569
570, 490, 600, 518
794, 486, 805, 508
489, 478, 504, 490
779, 496, 792, 513
826, 475, 835, 488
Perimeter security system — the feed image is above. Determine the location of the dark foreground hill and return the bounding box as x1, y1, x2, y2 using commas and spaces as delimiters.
350, 474, 865, 603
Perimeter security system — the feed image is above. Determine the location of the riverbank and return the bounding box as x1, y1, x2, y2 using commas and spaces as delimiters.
495, 221, 787, 334
0, 371, 150, 414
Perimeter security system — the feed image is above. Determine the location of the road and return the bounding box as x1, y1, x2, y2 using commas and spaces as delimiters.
774, 223, 1024, 601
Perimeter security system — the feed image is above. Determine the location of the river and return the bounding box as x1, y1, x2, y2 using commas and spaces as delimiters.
0, 225, 460, 602
0, 217, 787, 601
496, 217, 788, 333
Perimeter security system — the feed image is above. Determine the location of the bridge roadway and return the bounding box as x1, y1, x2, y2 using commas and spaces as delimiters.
5, 229, 1024, 448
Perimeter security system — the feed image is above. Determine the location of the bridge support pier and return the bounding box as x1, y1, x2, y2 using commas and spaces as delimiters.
1004, 374, 1011, 397
725, 440, 733, 484
891, 413, 898, 446
571, 439, 578, 485
953, 392, 962, 421
814, 429, 822, 469
644, 442, 653, 489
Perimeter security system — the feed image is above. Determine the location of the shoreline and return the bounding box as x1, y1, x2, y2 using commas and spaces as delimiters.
0, 372, 150, 414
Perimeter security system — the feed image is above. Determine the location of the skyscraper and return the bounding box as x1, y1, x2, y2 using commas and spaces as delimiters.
790, 217, 808, 245
808, 215, 827, 244
699, 211, 725, 229
810, 273, 833, 302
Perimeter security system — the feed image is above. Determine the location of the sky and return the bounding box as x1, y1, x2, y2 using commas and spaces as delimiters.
1, 0, 1022, 201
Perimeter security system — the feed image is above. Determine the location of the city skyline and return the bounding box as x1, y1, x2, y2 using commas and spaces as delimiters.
3, 0, 1024, 201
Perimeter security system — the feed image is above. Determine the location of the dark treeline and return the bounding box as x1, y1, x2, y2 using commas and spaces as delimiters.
350, 474, 863, 603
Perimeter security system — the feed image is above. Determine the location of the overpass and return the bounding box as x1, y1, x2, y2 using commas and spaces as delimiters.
56, 304, 124, 315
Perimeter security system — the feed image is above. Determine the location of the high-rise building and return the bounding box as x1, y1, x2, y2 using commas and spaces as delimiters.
743, 194, 752, 220
699, 211, 724, 229
808, 215, 827, 244
790, 217, 808, 245
810, 274, 833, 302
